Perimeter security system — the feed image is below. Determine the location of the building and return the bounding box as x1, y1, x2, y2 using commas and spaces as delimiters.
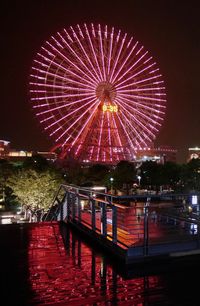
0, 139, 177, 165
0, 140, 57, 162
0, 140, 10, 158
135, 145, 177, 164
188, 147, 200, 161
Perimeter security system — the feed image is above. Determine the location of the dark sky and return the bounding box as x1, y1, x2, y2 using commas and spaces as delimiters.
1, 0, 200, 163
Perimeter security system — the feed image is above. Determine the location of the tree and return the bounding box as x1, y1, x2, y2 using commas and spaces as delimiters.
7, 168, 63, 211
160, 161, 181, 190
180, 159, 200, 191
140, 161, 162, 189
111, 160, 136, 191
0, 159, 15, 205
86, 164, 109, 185
23, 154, 50, 171
62, 160, 87, 186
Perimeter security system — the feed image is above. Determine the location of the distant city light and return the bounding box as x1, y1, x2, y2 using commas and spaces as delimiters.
192, 195, 198, 205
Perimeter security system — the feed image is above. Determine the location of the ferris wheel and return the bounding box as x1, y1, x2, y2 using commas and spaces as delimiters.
29, 23, 166, 163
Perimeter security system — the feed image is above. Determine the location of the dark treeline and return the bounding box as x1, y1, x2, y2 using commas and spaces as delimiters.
0, 155, 200, 212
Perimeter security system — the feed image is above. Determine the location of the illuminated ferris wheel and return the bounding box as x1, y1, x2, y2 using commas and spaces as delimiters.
29, 23, 166, 163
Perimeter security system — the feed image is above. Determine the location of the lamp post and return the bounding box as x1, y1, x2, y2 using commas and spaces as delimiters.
110, 177, 114, 194
109, 177, 114, 204
137, 175, 141, 186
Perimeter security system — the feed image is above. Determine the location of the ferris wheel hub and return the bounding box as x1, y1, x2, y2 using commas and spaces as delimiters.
96, 81, 116, 104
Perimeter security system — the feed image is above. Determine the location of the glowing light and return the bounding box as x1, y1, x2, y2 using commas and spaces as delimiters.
29, 23, 166, 164
102, 104, 118, 112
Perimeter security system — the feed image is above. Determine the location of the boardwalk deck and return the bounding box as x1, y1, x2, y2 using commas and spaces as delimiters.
46, 184, 200, 264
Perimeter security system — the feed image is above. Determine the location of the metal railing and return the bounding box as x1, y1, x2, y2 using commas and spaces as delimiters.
45, 184, 200, 256
45, 184, 146, 248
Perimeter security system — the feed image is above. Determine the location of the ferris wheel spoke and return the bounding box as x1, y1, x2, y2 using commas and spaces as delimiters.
117, 94, 165, 117
44, 97, 97, 132
118, 92, 166, 103
116, 74, 164, 90
35, 103, 72, 116
116, 57, 154, 89
30, 90, 46, 94
117, 109, 149, 148
47, 32, 99, 86
33, 95, 96, 111
70, 103, 100, 149
73, 24, 102, 82
106, 111, 113, 161
31, 90, 95, 103
97, 24, 106, 80
111, 40, 138, 84
117, 99, 157, 140
35, 93, 96, 116
36, 53, 97, 88
55, 100, 98, 143
117, 96, 162, 129
116, 112, 138, 149
96, 112, 105, 161
30, 81, 95, 93
118, 88, 166, 104
44, 42, 98, 87
118, 107, 149, 146
31, 91, 95, 102
117, 98, 159, 135
31, 66, 95, 91
109, 31, 127, 83
32, 101, 65, 109
40, 115, 54, 123
119, 86, 165, 93
111, 113, 125, 160
68, 26, 102, 82
107, 27, 114, 77
115, 49, 148, 84
117, 98, 157, 138
115, 61, 156, 88
84, 24, 104, 81
118, 90, 166, 108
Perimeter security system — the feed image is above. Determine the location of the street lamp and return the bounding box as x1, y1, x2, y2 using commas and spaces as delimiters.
137, 175, 141, 186
110, 177, 114, 194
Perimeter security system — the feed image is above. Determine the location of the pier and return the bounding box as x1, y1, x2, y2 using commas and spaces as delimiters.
45, 185, 200, 264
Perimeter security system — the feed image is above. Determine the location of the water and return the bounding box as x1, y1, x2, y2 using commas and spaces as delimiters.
0, 222, 200, 305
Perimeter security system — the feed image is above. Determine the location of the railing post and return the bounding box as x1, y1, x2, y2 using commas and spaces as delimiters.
66, 192, 71, 221
60, 199, 64, 221
61, 191, 68, 221
101, 202, 107, 237
112, 205, 117, 243
197, 219, 200, 248
91, 199, 96, 231
77, 190, 81, 222
71, 192, 76, 220
144, 197, 150, 256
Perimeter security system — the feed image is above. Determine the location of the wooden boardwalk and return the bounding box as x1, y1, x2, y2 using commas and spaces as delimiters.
47, 184, 200, 264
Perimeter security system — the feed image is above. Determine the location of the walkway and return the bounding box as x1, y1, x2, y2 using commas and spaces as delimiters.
2, 220, 200, 305
1, 221, 174, 305
50, 184, 200, 262
0, 222, 70, 305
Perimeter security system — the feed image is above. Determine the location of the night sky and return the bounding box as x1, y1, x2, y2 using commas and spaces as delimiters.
1, 0, 200, 163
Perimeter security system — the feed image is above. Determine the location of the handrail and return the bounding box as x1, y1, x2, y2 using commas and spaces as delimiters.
44, 184, 200, 256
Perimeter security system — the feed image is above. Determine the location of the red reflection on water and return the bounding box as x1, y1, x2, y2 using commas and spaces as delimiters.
28, 223, 167, 305
81, 206, 164, 247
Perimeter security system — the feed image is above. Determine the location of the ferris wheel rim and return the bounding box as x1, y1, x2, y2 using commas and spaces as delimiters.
29, 23, 166, 163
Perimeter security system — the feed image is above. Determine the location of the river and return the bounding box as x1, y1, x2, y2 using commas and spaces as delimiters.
0, 221, 199, 305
